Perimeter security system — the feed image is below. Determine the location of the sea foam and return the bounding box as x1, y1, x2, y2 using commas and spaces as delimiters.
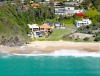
12, 49, 100, 57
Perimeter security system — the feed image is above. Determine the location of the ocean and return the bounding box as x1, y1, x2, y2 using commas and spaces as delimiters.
0, 50, 100, 76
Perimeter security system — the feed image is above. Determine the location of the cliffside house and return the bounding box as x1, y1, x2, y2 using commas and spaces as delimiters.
74, 18, 92, 27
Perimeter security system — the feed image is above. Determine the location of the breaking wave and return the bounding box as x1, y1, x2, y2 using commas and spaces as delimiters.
12, 49, 100, 57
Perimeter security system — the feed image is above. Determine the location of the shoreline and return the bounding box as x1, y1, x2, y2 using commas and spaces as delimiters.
0, 41, 100, 54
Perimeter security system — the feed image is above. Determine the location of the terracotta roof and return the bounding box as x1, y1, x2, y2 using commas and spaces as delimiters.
31, 3, 40, 7
40, 24, 51, 29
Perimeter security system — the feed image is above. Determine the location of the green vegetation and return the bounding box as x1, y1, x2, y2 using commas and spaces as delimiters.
94, 36, 100, 41
85, 8, 99, 18
83, 37, 90, 41
60, 17, 74, 24
47, 29, 71, 40
0, 3, 30, 42
92, 0, 100, 11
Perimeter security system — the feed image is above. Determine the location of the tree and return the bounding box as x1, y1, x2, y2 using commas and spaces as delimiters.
92, 0, 100, 11
85, 8, 99, 18
83, 37, 89, 41
94, 36, 100, 41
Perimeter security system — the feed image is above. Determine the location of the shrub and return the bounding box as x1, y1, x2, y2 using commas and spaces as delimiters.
94, 36, 100, 41
83, 37, 90, 41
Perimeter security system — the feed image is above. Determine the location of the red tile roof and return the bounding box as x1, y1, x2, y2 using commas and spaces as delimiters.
40, 24, 51, 29
31, 3, 40, 7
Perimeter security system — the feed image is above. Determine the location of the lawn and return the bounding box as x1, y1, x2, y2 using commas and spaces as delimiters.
47, 29, 72, 41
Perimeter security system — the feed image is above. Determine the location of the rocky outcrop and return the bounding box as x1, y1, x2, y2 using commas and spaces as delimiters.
0, 36, 23, 47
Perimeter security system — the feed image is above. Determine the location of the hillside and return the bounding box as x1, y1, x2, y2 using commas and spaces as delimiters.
0, 3, 30, 46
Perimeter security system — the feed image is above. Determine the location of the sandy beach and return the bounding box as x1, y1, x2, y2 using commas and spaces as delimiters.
0, 41, 100, 54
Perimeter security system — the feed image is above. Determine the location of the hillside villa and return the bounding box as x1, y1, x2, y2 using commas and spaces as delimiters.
63, 1, 79, 6
74, 18, 92, 27
55, 7, 84, 15
44, 22, 65, 29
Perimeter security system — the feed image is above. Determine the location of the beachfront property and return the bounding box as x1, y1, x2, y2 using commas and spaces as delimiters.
28, 24, 52, 37
28, 24, 42, 37
28, 24, 39, 31
74, 18, 92, 27
39, 24, 51, 32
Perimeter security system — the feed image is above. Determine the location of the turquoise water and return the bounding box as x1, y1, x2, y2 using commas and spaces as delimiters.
0, 56, 100, 76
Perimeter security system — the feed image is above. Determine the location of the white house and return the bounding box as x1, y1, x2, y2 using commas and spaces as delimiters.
74, 18, 92, 27
65, 7, 74, 15
28, 24, 41, 38
28, 24, 39, 31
